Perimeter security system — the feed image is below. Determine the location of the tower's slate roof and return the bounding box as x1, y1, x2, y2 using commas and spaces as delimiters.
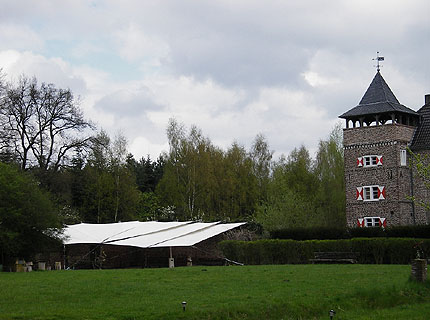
339, 71, 418, 119
410, 100, 430, 151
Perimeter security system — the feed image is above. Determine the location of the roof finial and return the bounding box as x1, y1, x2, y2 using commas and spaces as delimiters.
373, 51, 384, 72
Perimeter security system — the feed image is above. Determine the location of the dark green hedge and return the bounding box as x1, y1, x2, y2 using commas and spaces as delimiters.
385, 225, 430, 238
219, 238, 430, 265
270, 227, 350, 240
269, 225, 430, 240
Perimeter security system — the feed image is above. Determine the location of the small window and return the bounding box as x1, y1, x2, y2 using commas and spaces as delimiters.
365, 217, 381, 227
400, 150, 407, 166
356, 185, 385, 201
360, 155, 383, 167
358, 217, 386, 228
364, 187, 371, 200
372, 187, 379, 199
363, 186, 380, 201
365, 157, 371, 166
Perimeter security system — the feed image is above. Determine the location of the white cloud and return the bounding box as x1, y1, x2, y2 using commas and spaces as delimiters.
239, 87, 337, 157
0, 50, 21, 70
0, 50, 86, 93
129, 136, 168, 160
0, 23, 44, 51
114, 23, 170, 73
147, 75, 244, 114
302, 71, 340, 88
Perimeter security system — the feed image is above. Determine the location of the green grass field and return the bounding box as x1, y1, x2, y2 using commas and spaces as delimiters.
1, 264, 429, 320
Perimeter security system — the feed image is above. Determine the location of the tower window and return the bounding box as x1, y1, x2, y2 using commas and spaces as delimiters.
363, 186, 380, 201
365, 157, 372, 166
357, 155, 383, 167
400, 149, 407, 166
365, 217, 381, 227
357, 185, 386, 201
357, 217, 387, 228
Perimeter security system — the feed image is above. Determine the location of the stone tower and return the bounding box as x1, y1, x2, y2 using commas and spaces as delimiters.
339, 71, 421, 227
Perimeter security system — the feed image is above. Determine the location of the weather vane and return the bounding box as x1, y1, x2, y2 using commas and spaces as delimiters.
373, 51, 384, 72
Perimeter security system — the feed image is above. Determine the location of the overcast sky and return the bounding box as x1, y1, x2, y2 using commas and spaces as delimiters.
1, 0, 429, 160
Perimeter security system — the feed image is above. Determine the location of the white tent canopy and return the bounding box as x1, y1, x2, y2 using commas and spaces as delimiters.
63, 221, 245, 248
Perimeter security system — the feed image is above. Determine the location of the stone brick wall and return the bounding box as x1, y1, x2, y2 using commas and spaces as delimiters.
343, 124, 416, 145
344, 124, 416, 227
411, 150, 430, 225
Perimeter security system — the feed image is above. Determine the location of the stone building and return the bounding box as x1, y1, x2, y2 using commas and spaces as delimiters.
339, 70, 430, 227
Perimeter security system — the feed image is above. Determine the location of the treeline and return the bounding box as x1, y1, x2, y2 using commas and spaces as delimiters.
156, 119, 346, 227
0, 74, 345, 260
255, 125, 345, 232
46, 131, 165, 224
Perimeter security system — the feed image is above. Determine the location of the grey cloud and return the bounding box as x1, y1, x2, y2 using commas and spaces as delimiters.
2, 0, 429, 160
94, 86, 165, 118
169, 37, 310, 87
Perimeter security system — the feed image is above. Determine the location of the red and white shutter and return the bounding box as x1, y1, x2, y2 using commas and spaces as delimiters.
357, 157, 363, 167
376, 155, 383, 166
356, 187, 363, 200
378, 186, 386, 200
379, 218, 387, 228
357, 218, 364, 228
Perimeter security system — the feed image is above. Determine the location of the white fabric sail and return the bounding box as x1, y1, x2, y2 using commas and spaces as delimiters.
63, 221, 245, 248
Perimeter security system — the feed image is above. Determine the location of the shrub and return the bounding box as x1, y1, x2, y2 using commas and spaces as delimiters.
270, 227, 349, 240
268, 225, 430, 240
348, 227, 386, 238
385, 225, 430, 238
219, 238, 430, 265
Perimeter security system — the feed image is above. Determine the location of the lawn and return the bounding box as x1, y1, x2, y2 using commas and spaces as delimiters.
1, 264, 429, 319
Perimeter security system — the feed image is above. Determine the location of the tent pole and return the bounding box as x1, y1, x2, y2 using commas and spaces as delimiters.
169, 246, 174, 268
63, 245, 66, 270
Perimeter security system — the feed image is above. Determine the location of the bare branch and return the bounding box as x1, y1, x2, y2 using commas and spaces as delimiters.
0, 75, 94, 170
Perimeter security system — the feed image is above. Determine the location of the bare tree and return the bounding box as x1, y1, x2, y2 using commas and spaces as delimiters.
0, 76, 93, 170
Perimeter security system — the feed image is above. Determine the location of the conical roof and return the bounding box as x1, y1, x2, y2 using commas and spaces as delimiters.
339, 71, 418, 119
359, 71, 399, 105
